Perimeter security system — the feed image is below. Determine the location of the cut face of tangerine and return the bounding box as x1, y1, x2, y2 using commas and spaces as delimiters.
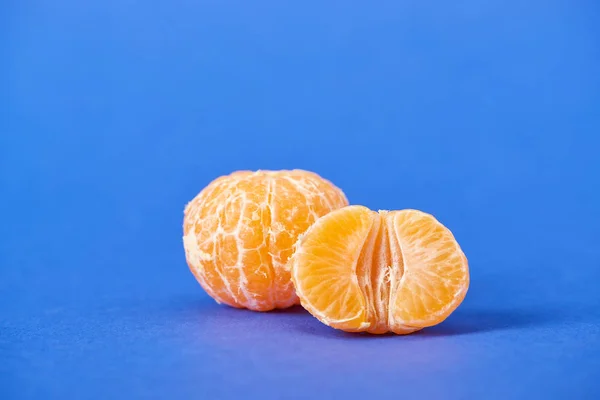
290, 205, 469, 334
183, 170, 348, 311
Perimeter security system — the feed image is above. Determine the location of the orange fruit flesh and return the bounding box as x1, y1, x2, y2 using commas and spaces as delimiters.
183, 170, 348, 311
290, 205, 469, 334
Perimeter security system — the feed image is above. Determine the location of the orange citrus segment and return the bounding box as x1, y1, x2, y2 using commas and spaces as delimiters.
291, 206, 375, 331
290, 206, 469, 334
390, 210, 469, 328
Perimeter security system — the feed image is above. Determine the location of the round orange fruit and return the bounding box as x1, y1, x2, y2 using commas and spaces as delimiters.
183, 170, 348, 311
290, 205, 469, 334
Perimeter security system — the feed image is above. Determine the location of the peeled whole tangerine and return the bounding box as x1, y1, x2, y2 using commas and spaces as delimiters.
183, 169, 348, 311
290, 205, 469, 334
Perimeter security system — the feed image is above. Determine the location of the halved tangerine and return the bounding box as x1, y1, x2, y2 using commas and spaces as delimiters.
289, 205, 469, 334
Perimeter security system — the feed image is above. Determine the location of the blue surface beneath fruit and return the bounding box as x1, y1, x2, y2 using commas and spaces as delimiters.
2, 1, 600, 399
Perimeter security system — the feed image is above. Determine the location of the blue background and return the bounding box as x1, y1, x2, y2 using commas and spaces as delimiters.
2, 1, 600, 399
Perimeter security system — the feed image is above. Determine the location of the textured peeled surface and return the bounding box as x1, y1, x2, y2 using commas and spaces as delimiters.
183, 170, 348, 311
